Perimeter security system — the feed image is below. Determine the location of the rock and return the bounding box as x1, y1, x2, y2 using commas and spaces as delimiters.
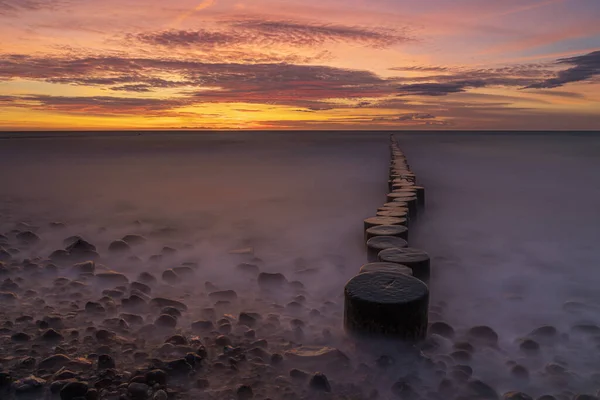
172, 266, 194, 276
191, 320, 214, 332
85, 301, 106, 314
258, 272, 288, 290
165, 334, 187, 345
98, 354, 115, 369
120, 313, 144, 325
122, 235, 147, 245
467, 326, 499, 346
209, 290, 238, 302
42, 328, 64, 341
503, 392, 534, 400
573, 396, 599, 400
0, 291, 17, 302
285, 346, 349, 364
60, 381, 89, 400
13, 375, 45, 394
95, 329, 116, 342
391, 380, 418, 399
309, 372, 331, 392
153, 390, 168, 400
145, 369, 167, 385
0, 371, 12, 388
155, 314, 177, 328
11, 332, 31, 342
73, 261, 95, 274
511, 365, 529, 380
128, 382, 149, 399
213, 336, 231, 347
467, 379, 498, 399
529, 325, 558, 344
108, 240, 130, 253
149, 297, 187, 311
429, 322, 455, 339
66, 238, 96, 253
38, 354, 71, 370
162, 269, 180, 284
130, 281, 151, 294
519, 339, 540, 354
196, 379, 209, 389
138, 272, 157, 285
16, 231, 40, 245
239, 312, 261, 327
237, 384, 254, 399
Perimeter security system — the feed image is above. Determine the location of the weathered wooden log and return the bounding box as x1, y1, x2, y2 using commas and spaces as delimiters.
376, 209, 409, 219
359, 262, 413, 276
365, 224, 408, 241
363, 216, 406, 231
344, 271, 429, 340
366, 236, 408, 262
378, 247, 430, 282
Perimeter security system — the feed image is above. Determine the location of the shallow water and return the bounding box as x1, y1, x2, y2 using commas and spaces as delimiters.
2, 130, 600, 398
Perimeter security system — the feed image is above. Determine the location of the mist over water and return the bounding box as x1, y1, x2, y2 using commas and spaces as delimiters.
2, 131, 600, 399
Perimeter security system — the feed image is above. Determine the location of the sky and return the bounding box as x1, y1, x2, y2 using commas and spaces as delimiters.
0, 0, 599, 130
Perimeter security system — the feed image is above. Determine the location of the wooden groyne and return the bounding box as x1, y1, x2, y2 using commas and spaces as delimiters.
344, 135, 430, 340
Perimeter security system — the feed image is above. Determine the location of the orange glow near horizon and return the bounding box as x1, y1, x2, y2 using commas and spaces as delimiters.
0, 0, 599, 130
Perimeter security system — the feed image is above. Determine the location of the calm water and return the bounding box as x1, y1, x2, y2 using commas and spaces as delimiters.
2, 131, 600, 393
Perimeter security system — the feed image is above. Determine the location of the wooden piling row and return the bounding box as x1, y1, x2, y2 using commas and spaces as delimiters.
344, 135, 430, 341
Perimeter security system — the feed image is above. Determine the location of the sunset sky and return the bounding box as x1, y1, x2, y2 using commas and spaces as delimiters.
0, 0, 599, 130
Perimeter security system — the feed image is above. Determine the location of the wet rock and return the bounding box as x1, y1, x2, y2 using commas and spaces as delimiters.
271, 353, 283, 365
85, 301, 106, 314
391, 381, 418, 399
209, 290, 238, 302
467, 379, 498, 399
571, 324, 600, 335
39, 354, 71, 370
191, 320, 214, 332
98, 354, 115, 369
42, 328, 64, 341
239, 312, 260, 327
196, 379, 209, 389
430, 322, 455, 339
13, 375, 45, 394
60, 381, 89, 400
0, 291, 17, 302
503, 392, 534, 400
285, 346, 349, 365
467, 326, 499, 346
73, 261, 95, 274
215, 335, 232, 346
66, 238, 96, 254
451, 350, 471, 363
122, 294, 147, 310
128, 382, 149, 399
95, 329, 116, 342
131, 281, 151, 294
11, 332, 31, 342
290, 368, 310, 379
145, 369, 167, 385
162, 269, 180, 284
108, 240, 130, 253
529, 326, 558, 344
17, 231, 40, 245
165, 334, 187, 345
511, 365, 530, 380
172, 266, 194, 277
154, 390, 168, 400
309, 372, 331, 392
258, 272, 288, 290
122, 235, 146, 246
237, 384, 254, 399
158, 307, 180, 319
149, 297, 187, 311
155, 314, 177, 328
572, 396, 599, 400
519, 339, 540, 354
138, 272, 157, 285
